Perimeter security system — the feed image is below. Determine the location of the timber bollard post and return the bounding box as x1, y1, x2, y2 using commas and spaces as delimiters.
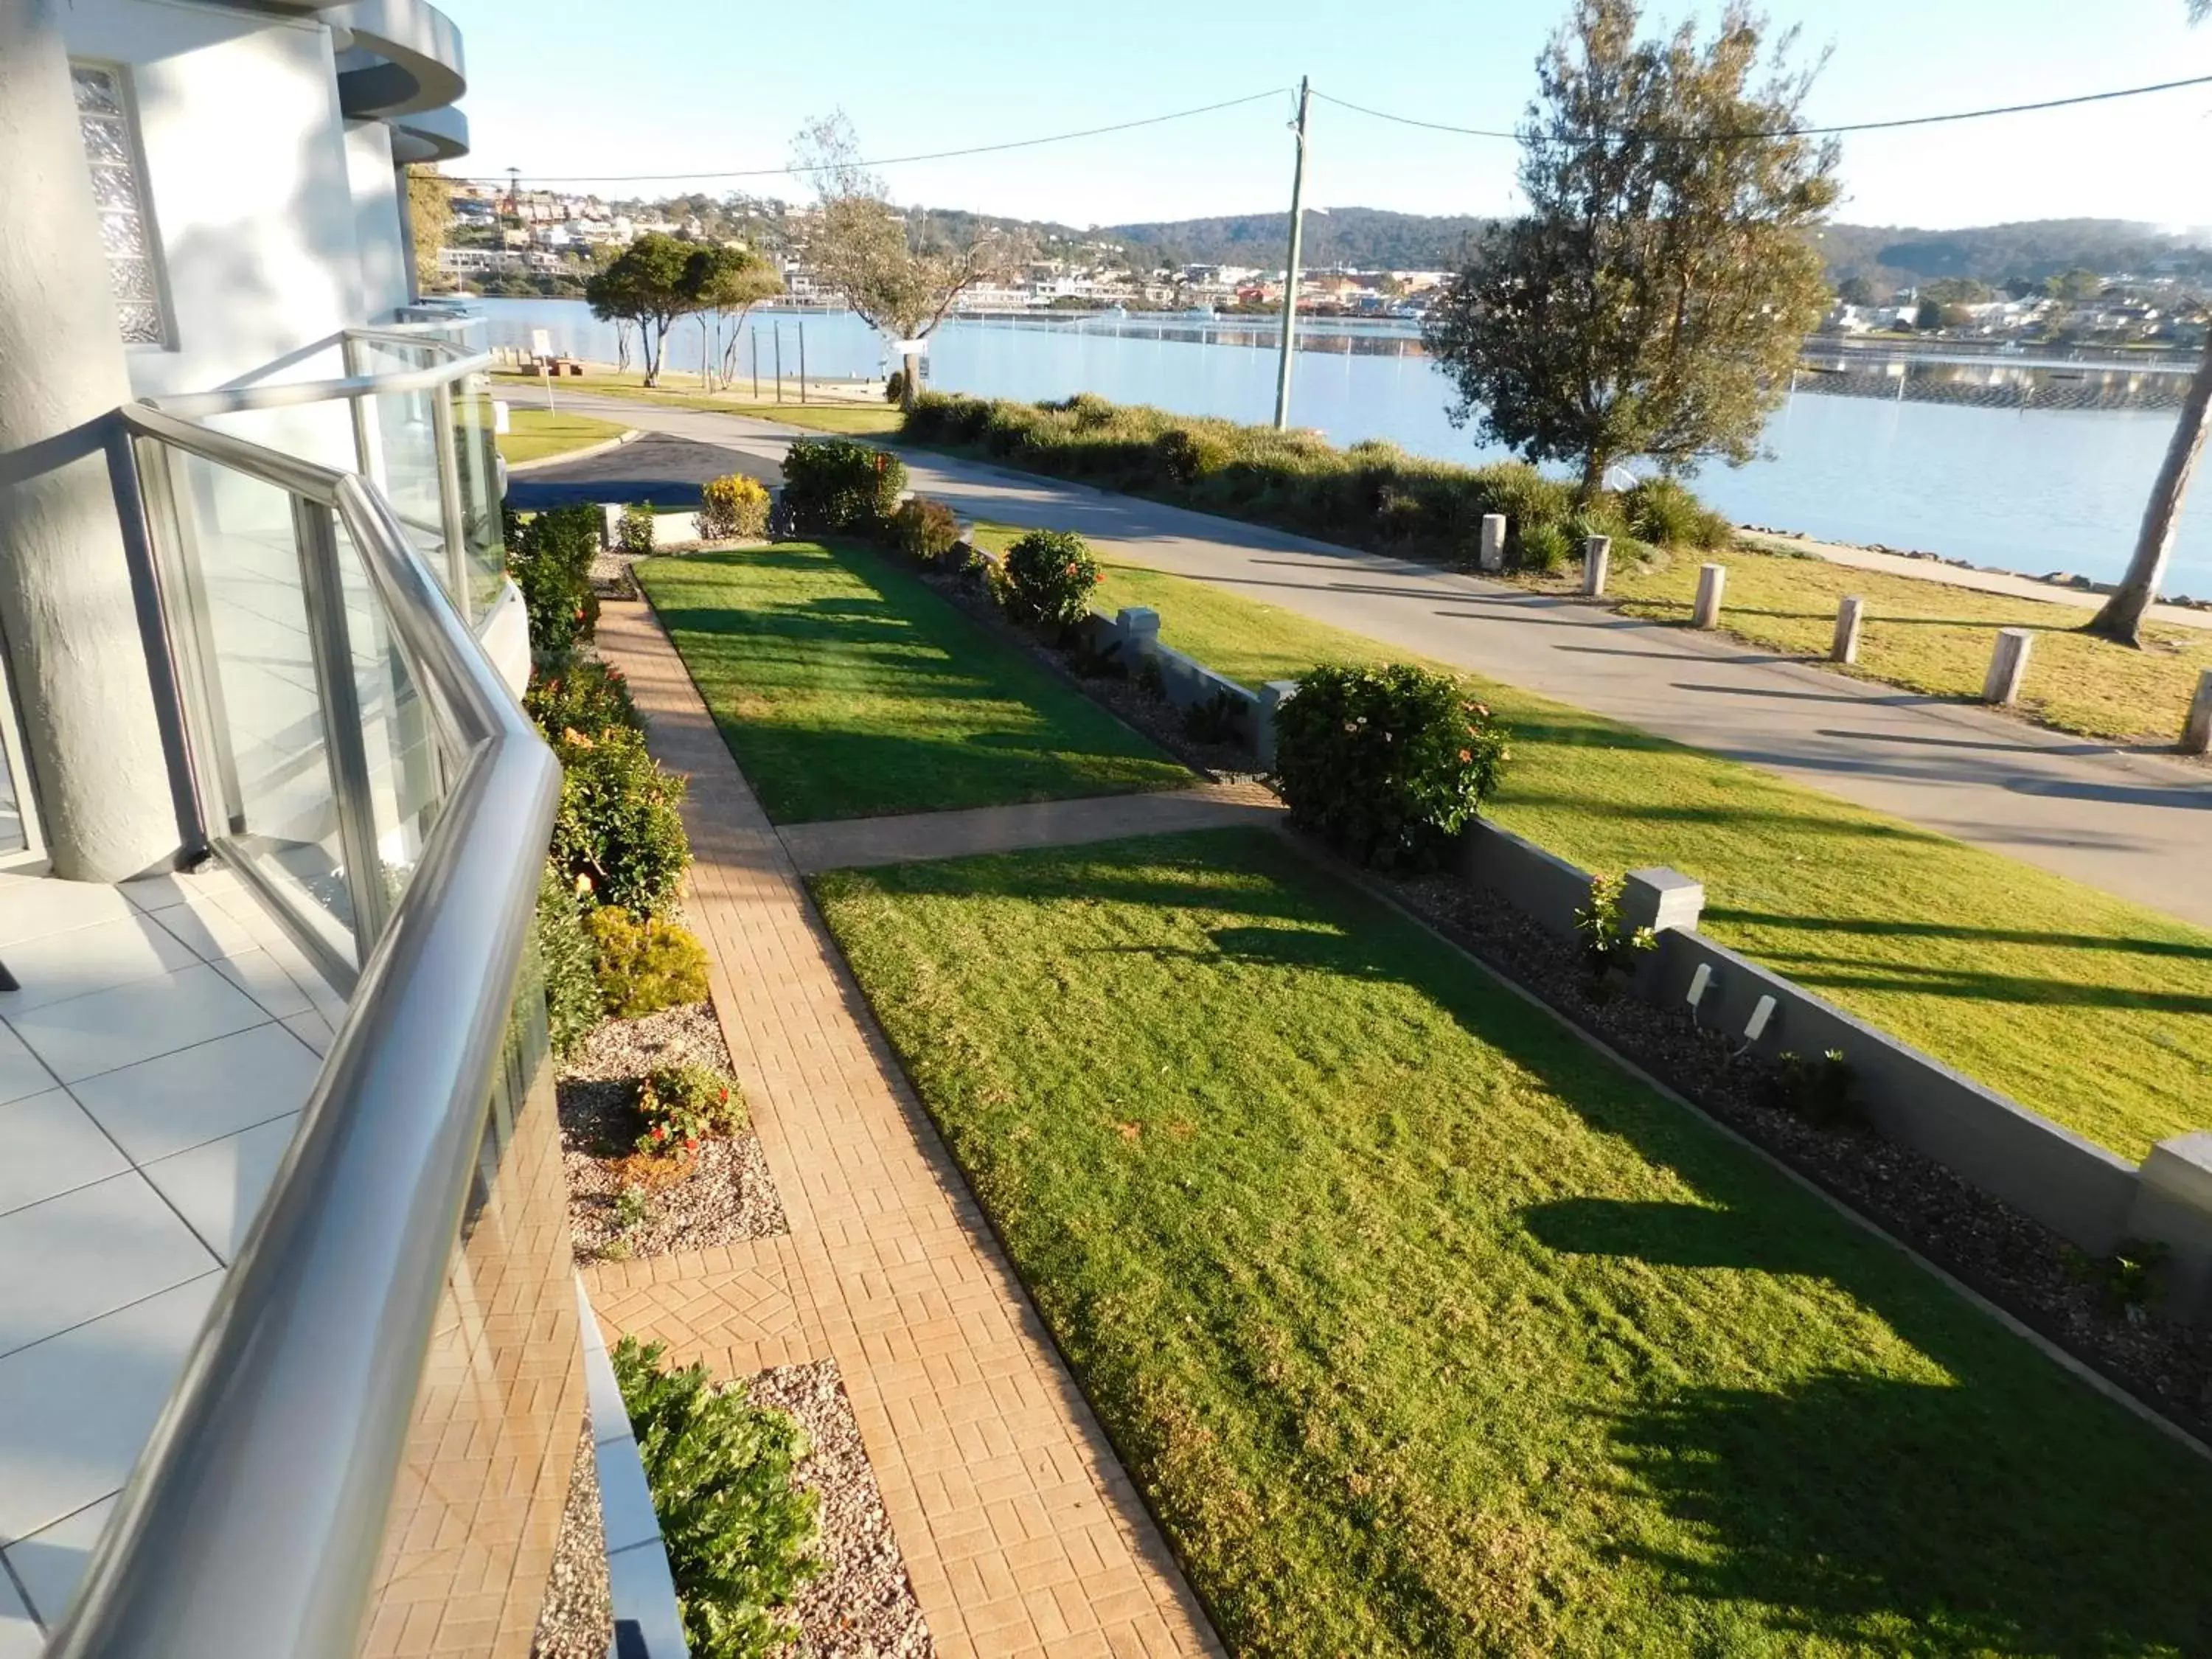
2183, 669, 2212, 754
1582, 535, 1610, 597
1478, 514, 1506, 573
1832, 596, 1866, 664
1982, 627, 2034, 706
1692, 563, 1726, 628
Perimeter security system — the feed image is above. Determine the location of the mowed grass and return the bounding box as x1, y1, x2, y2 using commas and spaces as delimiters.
495, 406, 629, 465
1054, 552, 2212, 1161
1597, 540, 2212, 743
491, 369, 901, 435
815, 828, 2212, 1656
636, 541, 1187, 823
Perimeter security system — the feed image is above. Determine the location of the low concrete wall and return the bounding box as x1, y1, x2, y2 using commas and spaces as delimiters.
1455, 818, 1593, 942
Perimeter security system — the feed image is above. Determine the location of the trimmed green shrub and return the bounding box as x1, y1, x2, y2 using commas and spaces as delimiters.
1624, 476, 1733, 549
551, 725, 690, 917
1270, 663, 1512, 870
526, 657, 639, 741
999, 529, 1101, 631
617, 501, 658, 557
509, 504, 602, 658
534, 863, 603, 1057
888, 496, 962, 564
698, 473, 771, 542
612, 1338, 818, 1659
634, 1062, 746, 1156
586, 905, 710, 1018
779, 438, 905, 534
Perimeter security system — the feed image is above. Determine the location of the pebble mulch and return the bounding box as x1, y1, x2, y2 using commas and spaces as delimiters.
530, 1424, 613, 1659
559, 1001, 789, 1261
745, 1359, 935, 1659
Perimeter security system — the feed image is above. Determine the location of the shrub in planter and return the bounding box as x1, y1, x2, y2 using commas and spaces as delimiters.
613, 1338, 818, 1659
526, 657, 639, 741
1270, 663, 1512, 870
617, 501, 658, 557
509, 504, 602, 657
779, 437, 905, 534
551, 725, 690, 917
1573, 872, 1659, 996
534, 863, 603, 1057
1771, 1048, 1859, 1127
633, 1062, 746, 1157
586, 905, 711, 1018
698, 473, 771, 542
1000, 528, 1100, 631
889, 496, 962, 564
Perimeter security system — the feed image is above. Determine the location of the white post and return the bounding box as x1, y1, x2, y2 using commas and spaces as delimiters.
1982, 627, 2034, 705
1692, 563, 1727, 628
2182, 668, 2212, 754
1478, 514, 1506, 572
1582, 535, 1611, 597
1832, 596, 1866, 664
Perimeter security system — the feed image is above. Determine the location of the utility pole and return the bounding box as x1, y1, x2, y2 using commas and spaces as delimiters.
1272, 77, 1311, 431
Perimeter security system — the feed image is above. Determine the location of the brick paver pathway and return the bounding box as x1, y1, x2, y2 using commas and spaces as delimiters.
583, 599, 1223, 1658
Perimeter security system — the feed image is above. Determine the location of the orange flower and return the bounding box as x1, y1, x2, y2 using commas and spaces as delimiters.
1459, 748, 1472, 762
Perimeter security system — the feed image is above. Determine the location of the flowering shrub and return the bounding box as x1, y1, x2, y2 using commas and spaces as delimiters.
552, 725, 690, 917
999, 529, 1101, 632
888, 496, 963, 564
698, 473, 771, 542
1270, 663, 1512, 870
526, 657, 639, 740
634, 1062, 746, 1157
779, 438, 905, 534
509, 504, 601, 658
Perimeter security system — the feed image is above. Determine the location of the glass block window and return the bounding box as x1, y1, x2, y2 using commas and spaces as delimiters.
71, 64, 166, 347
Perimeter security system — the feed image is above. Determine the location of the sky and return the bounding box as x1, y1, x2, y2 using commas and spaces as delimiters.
446, 0, 2212, 232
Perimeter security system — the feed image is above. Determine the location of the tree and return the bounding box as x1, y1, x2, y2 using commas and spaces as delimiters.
788, 112, 1020, 409
685, 244, 781, 392
1836, 273, 1882, 308
2045, 267, 2104, 303
1423, 0, 1839, 499
1914, 297, 1943, 331
584, 232, 696, 386
405, 166, 451, 298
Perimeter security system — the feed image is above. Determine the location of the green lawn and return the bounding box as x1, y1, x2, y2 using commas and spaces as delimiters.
1030, 549, 2212, 1162
492, 370, 902, 435
815, 828, 2212, 1657
636, 541, 1188, 823
496, 406, 630, 465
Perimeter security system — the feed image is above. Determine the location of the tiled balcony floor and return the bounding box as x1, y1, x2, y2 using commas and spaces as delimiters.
0, 866, 344, 1656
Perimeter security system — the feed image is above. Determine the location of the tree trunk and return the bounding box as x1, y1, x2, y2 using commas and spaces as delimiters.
900, 350, 922, 412
2090, 334, 2212, 646
1578, 448, 1611, 505
643, 320, 661, 387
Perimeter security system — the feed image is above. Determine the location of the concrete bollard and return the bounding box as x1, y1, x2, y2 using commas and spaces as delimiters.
1982, 627, 2034, 706
1478, 514, 1507, 573
1621, 866, 1705, 937
1832, 596, 1866, 664
2184, 669, 2212, 755
1256, 679, 1300, 771
1582, 535, 1611, 597
2126, 1131, 2212, 1322
1692, 563, 1726, 628
1115, 606, 1161, 667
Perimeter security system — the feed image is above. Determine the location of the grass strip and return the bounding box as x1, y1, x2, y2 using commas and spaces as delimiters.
815, 827, 2212, 1657
492, 370, 902, 435
496, 406, 630, 465
636, 540, 1187, 823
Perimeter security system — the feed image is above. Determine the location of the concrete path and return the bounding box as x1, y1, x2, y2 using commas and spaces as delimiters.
525, 393, 2212, 931
585, 599, 1220, 1659
779, 783, 1283, 875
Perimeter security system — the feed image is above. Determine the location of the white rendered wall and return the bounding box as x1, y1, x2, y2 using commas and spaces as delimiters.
345, 119, 411, 321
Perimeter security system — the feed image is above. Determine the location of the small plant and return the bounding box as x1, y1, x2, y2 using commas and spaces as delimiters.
1514, 521, 1574, 576
550, 725, 691, 917
1270, 664, 1512, 870
1574, 873, 1658, 990
613, 1183, 654, 1234
1772, 1048, 1857, 1127
1000, 529, 1101, 632
1183, 687, 1246, 745
634, 1062, 745, 1157
508, 503, 602, 658
586, 905, 710, 1019
780, 437, 906, 534
888, 496, 962, 564
526, 657, 639, 742
2067, 1239, 2172, 1321
617, 501, 658, 557
698, 473, 771, 542
1063, 632, 1124, 680
534, 863, 604, 1057
612, 1338, 818, 1659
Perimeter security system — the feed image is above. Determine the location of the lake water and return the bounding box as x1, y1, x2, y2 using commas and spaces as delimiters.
475, 297, 2212, 595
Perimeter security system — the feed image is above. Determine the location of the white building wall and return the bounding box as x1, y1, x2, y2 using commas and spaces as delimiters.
344, 119, 411, 321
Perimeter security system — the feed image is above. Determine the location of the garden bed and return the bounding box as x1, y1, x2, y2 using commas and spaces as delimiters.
529, 1426, 614, 1659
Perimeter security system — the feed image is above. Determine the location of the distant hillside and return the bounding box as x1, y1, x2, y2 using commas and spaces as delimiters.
1107, 207, 1488, 271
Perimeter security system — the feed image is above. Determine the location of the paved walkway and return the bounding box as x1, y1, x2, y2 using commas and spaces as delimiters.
521, 394, 2212, 931
582, 601, 1221, 1659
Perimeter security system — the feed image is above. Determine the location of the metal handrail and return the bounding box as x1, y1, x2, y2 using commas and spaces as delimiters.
46, 432, 560, 1659
142, 348, 494, 420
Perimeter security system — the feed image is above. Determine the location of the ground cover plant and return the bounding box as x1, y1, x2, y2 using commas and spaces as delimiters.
635, 541, 1187, 822
1053, 554, 2212, 1161
813, 828, 2212, 1656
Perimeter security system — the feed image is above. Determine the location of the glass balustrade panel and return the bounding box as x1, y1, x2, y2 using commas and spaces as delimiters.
451, 380, 509, 618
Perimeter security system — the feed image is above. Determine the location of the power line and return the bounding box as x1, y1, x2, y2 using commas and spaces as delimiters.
1312, 72, 2212, 142
461, 88, 1291, 187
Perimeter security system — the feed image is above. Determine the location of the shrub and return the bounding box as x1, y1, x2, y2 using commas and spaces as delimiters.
1575, 873, 1659, 990
1624, 476, 1733, 549
586, 905, 711, 1018
889, 496, 962, 564
1000, 529, 1101, 631
509, 504, 602, 658
883, 369, 907, 406
634, 1062, 746, 1156
780, 437, 905, 534
551, 725, 691, 916
1183, 688, 1246, 745
1515, 521, 1574, 575
526, 657, 639, 742
617, 501, 658, 557
1270, 664, 1512, 870
534, 863, 603, 1057
1154, 426, 1229, 485
1772, 1048, 1858, 1127
613, 1338, 818, 1659
698, 473, 771, 542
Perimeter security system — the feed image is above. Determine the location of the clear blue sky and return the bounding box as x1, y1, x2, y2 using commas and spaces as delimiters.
448, 0, 2212, 232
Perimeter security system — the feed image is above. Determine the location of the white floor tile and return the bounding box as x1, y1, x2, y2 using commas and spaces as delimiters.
0, 1027, 56, 1111
0, 915, 198, 1015
0, 1564, 41, 1659
282, 1009, 333, 1057
0, 879, 131, 951
0, 1175, 218, 1358
142, 1114, 300, 1265
4, 1493, 112, 1629
66, 1022, 318, 1165
210, 948, 315, 1020
145, 893, 262, 965
118, 866, 241, 916
6, 964, 267, 1085
0, 1091, 128, 1219
0, 1273, 219, 1543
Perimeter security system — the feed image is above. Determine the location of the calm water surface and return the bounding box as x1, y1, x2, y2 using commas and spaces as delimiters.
477, 297, 2211, 594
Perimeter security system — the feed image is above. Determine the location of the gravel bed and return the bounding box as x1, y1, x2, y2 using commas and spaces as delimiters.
745, 1359, 934, 1659
531, 1423, 613, 1659
560, 1001, 789, 1262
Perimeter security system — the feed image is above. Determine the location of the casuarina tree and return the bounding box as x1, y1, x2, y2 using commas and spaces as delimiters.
1424, 0, 1840, 501
584, 231, 697, 386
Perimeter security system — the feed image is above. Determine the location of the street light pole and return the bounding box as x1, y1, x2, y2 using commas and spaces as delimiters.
1272, 77, 1311, 431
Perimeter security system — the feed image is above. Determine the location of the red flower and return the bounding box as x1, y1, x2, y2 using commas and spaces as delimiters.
719, 1088, 730, 1101
685, 1138, 699, 1150
652, 1124, 667, 1139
